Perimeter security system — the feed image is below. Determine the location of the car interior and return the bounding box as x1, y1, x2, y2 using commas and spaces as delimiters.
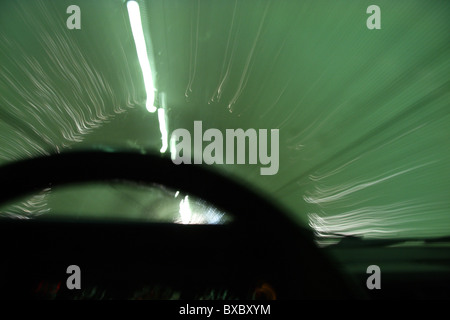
0, 0, 449, 300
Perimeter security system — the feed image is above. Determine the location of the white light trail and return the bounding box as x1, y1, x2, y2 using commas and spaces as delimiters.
127, 0, 156, 113
158, 107, 168, 153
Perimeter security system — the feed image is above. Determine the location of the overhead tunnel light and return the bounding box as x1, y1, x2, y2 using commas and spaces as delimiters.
158, 107, 168, 153
127, 0, 157, 113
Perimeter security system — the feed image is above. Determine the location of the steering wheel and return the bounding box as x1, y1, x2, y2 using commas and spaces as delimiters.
0, 151, 359, 299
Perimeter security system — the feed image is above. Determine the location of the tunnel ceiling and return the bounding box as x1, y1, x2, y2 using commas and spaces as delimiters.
0, 0, 449, 239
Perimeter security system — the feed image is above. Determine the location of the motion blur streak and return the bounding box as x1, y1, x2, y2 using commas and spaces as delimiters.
178, 195, 192, 224
226, 1, 269, 113
0, 1, 141, 217
209, 0, 238, 104
0, 1, 449, 239
175, 195, 229, 225
184, 0, 200, 99
0, 4, 135, 159
0, 188, 51, 219
309, 201, 450, 240
157, 107, 168, 153
127, 0, 156, 112
304, 161, 436, 205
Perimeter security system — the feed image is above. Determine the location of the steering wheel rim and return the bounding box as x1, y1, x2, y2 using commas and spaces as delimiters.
0, 151, 292, 228
0, 151, 361, 299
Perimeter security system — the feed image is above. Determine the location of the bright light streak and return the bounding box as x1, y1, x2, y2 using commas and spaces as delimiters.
158, 107, 168, 153
170, 133, 177, 160
127, 0, 156, 113
179, 195, 192, 224
175, 194, 231, 225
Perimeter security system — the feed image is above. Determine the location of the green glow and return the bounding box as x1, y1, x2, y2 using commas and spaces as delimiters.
158, 107, 168, 153
127, 0, 156, 113
0, 0, 448, 239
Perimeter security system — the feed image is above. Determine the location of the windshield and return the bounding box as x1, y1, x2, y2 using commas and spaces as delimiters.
0, 0, 449, 240
0, 181, 232, 224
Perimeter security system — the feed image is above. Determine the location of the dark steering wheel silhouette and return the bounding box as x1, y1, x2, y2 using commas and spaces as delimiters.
0, 151, 359, 299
